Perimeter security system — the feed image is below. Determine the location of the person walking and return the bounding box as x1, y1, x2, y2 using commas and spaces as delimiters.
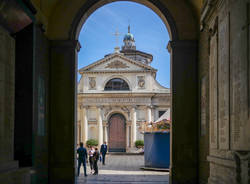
100, 141, 108, 165
93, 147, 100, 175
77, 142, 88, 177
88, 146, 95, 174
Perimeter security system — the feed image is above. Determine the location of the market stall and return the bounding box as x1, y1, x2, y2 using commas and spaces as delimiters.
140, 110, 171, 168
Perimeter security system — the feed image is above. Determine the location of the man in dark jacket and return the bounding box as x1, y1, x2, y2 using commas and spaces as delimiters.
93, 147, 100, 175
77, 142, 88, 177
100, 141, 108, 165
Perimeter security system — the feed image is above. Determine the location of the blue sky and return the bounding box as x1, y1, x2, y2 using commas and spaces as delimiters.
78, 1, 170, 88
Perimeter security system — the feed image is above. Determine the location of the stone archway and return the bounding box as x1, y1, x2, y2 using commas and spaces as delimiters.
48, 1, 198, 183
108, 113, 126, 152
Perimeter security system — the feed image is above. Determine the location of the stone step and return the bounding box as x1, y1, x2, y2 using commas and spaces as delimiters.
107, 152, 143, 155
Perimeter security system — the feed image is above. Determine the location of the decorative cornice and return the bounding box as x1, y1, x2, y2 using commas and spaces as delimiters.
79, 53, 156, 73
80, 70, 155, 74
200, 0, 226, 31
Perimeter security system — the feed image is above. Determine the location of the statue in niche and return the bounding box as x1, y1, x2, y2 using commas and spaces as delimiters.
89, 77, 96, 89
138, 76, 145, 88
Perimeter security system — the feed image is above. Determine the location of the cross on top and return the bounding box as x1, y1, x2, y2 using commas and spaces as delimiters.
112, 29, 121, 47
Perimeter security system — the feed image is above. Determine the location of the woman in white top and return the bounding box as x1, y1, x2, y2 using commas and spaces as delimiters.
88, 146, 95, 173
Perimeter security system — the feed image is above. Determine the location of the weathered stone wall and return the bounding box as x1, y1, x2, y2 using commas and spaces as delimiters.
200, 0, 250, 183
0, 25, 30, 184
14, 24, 50, 183
0, 25, 15, 165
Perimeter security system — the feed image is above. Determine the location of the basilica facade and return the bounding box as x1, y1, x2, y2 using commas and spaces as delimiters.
77, 27, 170, 152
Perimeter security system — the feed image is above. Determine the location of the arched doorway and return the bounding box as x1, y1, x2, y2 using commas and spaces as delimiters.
108, 113, 126, 152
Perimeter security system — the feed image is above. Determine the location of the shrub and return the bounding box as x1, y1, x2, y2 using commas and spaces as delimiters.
86, 139, 98, 147
135, 140, 144, 148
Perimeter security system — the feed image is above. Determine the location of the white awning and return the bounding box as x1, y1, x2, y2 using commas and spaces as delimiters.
154, 110, 170, 123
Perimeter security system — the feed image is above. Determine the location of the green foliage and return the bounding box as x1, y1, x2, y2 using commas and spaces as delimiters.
135, 140, 144, 148
86, 139, 98, 147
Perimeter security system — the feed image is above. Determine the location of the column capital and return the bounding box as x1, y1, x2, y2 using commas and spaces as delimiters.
167, 40, 197, 53
80, 105, 89, 109
146, 105, 154, 109
131, 105, 138, 110
97, 105, 104, 110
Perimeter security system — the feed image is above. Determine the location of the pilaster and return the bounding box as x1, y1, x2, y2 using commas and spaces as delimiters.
50, 39, 80, 183
168, 40, 198, 184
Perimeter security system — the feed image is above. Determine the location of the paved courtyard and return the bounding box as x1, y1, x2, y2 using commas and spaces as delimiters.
77, 155, 169, 184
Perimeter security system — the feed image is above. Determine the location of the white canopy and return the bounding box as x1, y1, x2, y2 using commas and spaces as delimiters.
154, 110, 170, 123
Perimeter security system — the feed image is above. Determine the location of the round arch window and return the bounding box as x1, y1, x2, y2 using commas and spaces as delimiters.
104, 78, 129, 91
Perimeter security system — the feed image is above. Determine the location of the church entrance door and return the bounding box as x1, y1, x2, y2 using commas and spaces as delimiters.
108, 113, 126, 152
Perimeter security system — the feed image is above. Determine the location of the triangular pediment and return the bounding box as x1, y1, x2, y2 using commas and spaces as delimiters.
79, 53, 156, 73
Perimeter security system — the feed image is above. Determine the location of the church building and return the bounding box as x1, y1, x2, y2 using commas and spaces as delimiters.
77, 26, 171, 152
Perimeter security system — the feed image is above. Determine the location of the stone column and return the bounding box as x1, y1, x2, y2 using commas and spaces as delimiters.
131, 106, 137, 147
168, 40, 198, 184
80, 106, 88, 144
146, 106, 152, 123
104, 125, 108, 143
97, 106, 103, 147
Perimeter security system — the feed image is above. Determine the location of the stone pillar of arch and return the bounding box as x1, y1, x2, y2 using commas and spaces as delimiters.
50, 40, 81, 183
97, 106, 103, 147
80, 105, 88, 144
168, 40, 198, 184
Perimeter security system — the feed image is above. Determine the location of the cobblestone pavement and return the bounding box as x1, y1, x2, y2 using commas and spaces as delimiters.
77, 155, 169, 184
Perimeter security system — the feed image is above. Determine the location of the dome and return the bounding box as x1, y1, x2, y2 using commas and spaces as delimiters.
123, 33, 134, 41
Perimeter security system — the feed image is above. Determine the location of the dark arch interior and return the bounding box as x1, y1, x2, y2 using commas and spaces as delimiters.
104, 78, 130, 91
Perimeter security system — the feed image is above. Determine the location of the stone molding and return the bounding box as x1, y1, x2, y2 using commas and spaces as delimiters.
207, 155, 236, 168
80, 70, 153, 74
200, 0, 226, 30
105, 60, 129, 69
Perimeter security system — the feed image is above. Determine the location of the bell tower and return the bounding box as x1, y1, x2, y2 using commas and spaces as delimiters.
122, 25, 136, 50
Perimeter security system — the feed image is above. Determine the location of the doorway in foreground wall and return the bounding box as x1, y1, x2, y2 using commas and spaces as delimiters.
76, 1, 170, 183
